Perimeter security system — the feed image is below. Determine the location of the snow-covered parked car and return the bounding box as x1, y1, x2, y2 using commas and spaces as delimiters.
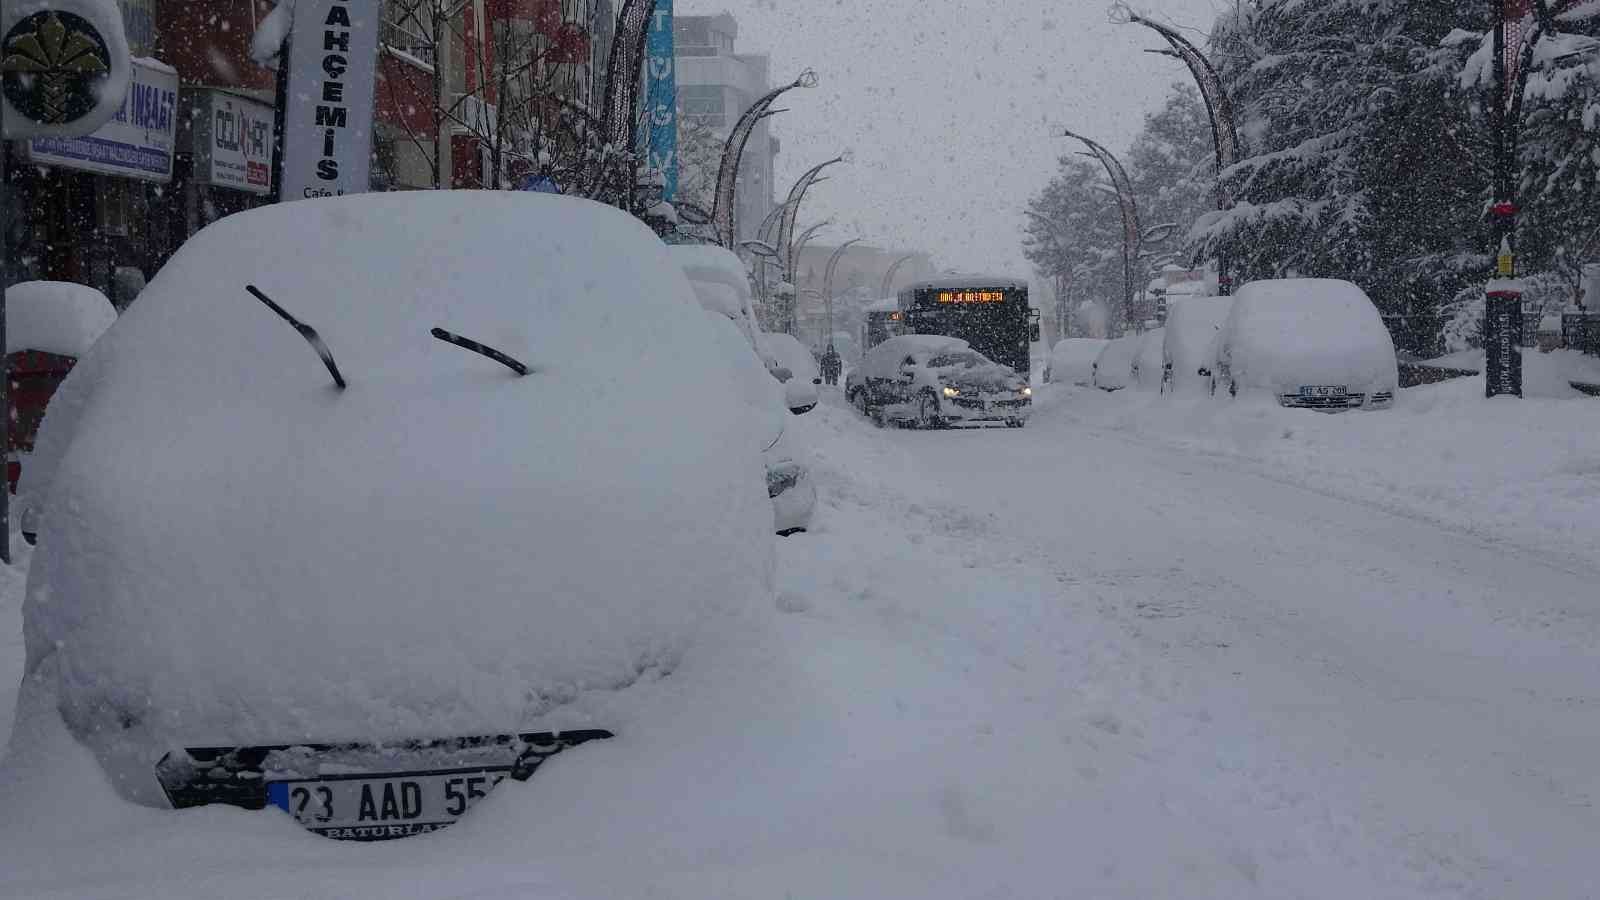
671, 244, 817, 534
1091, 334, 1141, 391
1043, 338, 1108, 386
1129, 327, 1167, 392
1161, 296, 1233, 394
1214, 278, 1398, 410
847, 334, 1031, 429
5, 281, 117, 500
758, 331, 823, 415
10, 192, 776, 841
671, 244, 818, 414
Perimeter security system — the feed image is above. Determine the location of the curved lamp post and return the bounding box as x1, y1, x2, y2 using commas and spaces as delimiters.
1063, 129, 1142, 334
879, 253, 918, 299
595, 0, 658, 205
1024, 210, 1073, 339
779, 155, 847, 280
1109, 2, 1239, 294
711, 69, 819, 249
822, 238, 863, 349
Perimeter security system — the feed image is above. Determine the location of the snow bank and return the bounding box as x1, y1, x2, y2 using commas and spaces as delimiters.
1045, 338, 1107, 385
1131, 327, 1166, 391
1092, 335, 1141, 390
1163, 296, 1233, 394
5, 281, 116, 357
1430, 347, 1600, 398
1220, 279, 1397, 393
16, 192, 774, 806
1047, 378, 1600, 567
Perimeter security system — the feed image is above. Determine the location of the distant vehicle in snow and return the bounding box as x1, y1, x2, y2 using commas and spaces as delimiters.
1042, 338, 1108, 386
14, 193, 777, 842
1214, 278, 1398, 410
1091, 335, 1141, 392
896, 276, 1041, 382
847, 334, 1032, 429
1129, 327, 1167, 392
860, 297, 906, 354
670, 244, 820, 416
1161, 296, 1233, 394
758, 332, 823, 412
669, 244, 817, 535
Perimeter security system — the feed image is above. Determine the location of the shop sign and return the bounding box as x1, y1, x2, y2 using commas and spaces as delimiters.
26, 56, 177, 181
193, 91, 275, 194
279, 0, 380, 200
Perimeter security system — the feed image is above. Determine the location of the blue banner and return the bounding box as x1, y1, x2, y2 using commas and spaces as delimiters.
645, 0, 678, 200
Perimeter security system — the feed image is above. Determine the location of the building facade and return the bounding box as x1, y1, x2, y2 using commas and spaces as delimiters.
673, 13, 777, 243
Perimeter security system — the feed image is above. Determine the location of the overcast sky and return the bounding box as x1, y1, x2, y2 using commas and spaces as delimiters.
678, 0, 1231, 278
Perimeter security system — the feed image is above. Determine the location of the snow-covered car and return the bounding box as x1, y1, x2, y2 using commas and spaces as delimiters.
12, 192, 776, 841
1129, 327, 1167, 392
1042, 338, 1108, 386
1161, 296, 1233, 394
671, 244, 817, 534
5, 281, 117, 501
758, 331, 823, 414
1091, 335, 1141, 391
1214, 278, 1398, 410
670, 244, 819, 415
847, 334, 1031, 428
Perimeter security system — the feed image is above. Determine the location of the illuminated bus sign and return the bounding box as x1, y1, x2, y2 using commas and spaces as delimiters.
936, 290, 1007, 304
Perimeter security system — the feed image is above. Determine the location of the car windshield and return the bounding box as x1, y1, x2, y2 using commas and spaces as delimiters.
3, 3, 1597, 896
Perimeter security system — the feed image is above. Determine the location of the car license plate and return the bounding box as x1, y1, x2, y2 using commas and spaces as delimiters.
267, 768, 509, 840
1301, 385, 1347, 397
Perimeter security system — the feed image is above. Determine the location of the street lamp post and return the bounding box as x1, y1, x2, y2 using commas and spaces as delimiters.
880, 253, 918, 299
1024, 210, 1073, 340
1109, 2, 1239, 295
1485, 0, 1562, 398
1063, 130, 1142, 335
823, 238, 863, 350
710, 69, 818, 249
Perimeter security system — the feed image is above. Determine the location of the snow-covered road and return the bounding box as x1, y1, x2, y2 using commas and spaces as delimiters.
1, 384, 1596, 898
858, 393, 1600, 895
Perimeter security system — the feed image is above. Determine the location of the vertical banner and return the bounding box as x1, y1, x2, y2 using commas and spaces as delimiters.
645, 0, 677, 200
280, 0, 380, 201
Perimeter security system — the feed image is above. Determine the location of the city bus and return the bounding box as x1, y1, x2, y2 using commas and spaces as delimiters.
860, 297, 907, 353
897, 276, 1041, 379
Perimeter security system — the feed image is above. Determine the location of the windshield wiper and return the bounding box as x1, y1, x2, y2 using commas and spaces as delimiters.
246, 285, 347, 390
431, 328, 531, 377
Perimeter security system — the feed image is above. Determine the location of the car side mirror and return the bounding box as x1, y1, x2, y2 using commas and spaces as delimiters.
771, 366, 794, 384
812, 377, 822, 385
1198, 367, 1210, 377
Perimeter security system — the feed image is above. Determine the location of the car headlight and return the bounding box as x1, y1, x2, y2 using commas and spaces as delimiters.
1020, 386, 1032, 397
942, 386, 960, 398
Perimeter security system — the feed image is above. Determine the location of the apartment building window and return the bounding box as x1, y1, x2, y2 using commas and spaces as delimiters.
678, 85, 725, 126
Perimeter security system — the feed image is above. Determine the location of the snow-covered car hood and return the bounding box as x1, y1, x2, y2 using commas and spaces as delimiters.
935, 361, 1025, 393
19, 193, 775, 805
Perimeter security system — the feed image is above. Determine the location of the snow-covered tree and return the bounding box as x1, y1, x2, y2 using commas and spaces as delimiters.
1196, 0, 1493, 355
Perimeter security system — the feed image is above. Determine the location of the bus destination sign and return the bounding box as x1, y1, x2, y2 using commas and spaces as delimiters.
936, 290, 1006, 304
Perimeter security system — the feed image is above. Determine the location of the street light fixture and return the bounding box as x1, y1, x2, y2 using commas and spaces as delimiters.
1108, 1, 1239, 296
711, 69, 819, 250
1484, 0, 1563, 398
823, 238, 864, 350
1063, 129, 1142, 335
